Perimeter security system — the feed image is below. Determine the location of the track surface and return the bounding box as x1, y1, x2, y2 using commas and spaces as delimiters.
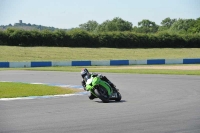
0, 70, 200, 133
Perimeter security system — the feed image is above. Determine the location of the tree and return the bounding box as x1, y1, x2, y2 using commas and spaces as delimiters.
158, 17, 176, 32
188, 19, 200, 33
170, 19, 196, 33
111, 17, 133, 31
79, 20, 98, 32
138, 19, 156, 27
158, 26, 169, 32
95, 20, 110, 32
161, 17, 177, 28
137, 19, 158, 33
95, 17, 133, 32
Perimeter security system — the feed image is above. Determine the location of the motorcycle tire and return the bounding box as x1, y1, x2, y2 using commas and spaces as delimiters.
94, 86, 109, 103
115, 92, 122, 102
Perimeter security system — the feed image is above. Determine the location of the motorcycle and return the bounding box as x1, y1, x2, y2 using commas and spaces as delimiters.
85, 74, 122, 103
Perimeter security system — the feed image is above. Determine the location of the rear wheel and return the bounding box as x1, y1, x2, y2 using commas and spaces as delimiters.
94, 86, 109, 103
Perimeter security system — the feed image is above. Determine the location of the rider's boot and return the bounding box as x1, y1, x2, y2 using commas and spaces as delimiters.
88, 93, 97, 100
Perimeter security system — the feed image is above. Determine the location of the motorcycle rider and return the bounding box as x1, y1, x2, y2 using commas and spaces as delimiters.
81, 68, 117, 100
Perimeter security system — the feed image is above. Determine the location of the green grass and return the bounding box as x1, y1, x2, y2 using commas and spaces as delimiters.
0, 46, 200, 61
0, 82, 81, 98
0, 46, 200, 75
1, 65, 200, 75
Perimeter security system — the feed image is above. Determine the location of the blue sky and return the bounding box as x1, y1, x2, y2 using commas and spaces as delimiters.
0, 0, 199, 29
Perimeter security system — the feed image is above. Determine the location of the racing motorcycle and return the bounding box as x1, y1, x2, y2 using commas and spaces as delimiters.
85, 74, 122, 103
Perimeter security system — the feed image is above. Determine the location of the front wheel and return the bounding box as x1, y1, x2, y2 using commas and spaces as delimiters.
94, 86, 109, 103
115, 92, 122, 102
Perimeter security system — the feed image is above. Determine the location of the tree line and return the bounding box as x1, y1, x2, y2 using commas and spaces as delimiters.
1, 17, 200, 34
0, 17, 200, 48
0, 28, 199, 48
78, 17, 200, 34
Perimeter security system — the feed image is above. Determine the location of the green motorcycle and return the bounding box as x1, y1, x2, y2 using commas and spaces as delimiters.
85, 74, 122, 103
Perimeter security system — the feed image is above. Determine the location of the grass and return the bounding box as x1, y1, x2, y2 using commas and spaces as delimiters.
0, 46, 200, 61
0, 82, 81, 98
1, 65, 200, 75
0, 46, 199, 75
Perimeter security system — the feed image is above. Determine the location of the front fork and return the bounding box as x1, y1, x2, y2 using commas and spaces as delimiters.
90, 86, 98, 98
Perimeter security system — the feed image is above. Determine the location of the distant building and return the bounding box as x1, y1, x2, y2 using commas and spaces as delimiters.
14, 20, 26, 26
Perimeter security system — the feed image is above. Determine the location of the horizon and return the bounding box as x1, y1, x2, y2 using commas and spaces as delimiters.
0, 0, 200, 29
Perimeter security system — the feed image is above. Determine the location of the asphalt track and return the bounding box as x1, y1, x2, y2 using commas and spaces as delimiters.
0, 70, 200, 133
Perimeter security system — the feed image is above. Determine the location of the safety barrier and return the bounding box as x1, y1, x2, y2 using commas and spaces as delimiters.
0, 58, 200, 68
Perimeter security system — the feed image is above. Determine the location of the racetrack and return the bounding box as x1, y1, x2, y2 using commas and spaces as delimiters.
0, 70, 200, 133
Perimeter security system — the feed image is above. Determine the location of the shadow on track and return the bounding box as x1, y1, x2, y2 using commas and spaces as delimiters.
94, 100, 127, 103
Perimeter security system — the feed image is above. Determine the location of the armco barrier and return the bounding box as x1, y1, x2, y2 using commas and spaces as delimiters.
147, 59, 165, 65
31, 61, 52, 67
0, 62, 9, 67
0, 58, 200, 68
110, 60, 129, 65
183, 59, 200, 64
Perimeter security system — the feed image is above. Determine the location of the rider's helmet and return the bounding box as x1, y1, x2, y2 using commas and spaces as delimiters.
81, 68, 90, 79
